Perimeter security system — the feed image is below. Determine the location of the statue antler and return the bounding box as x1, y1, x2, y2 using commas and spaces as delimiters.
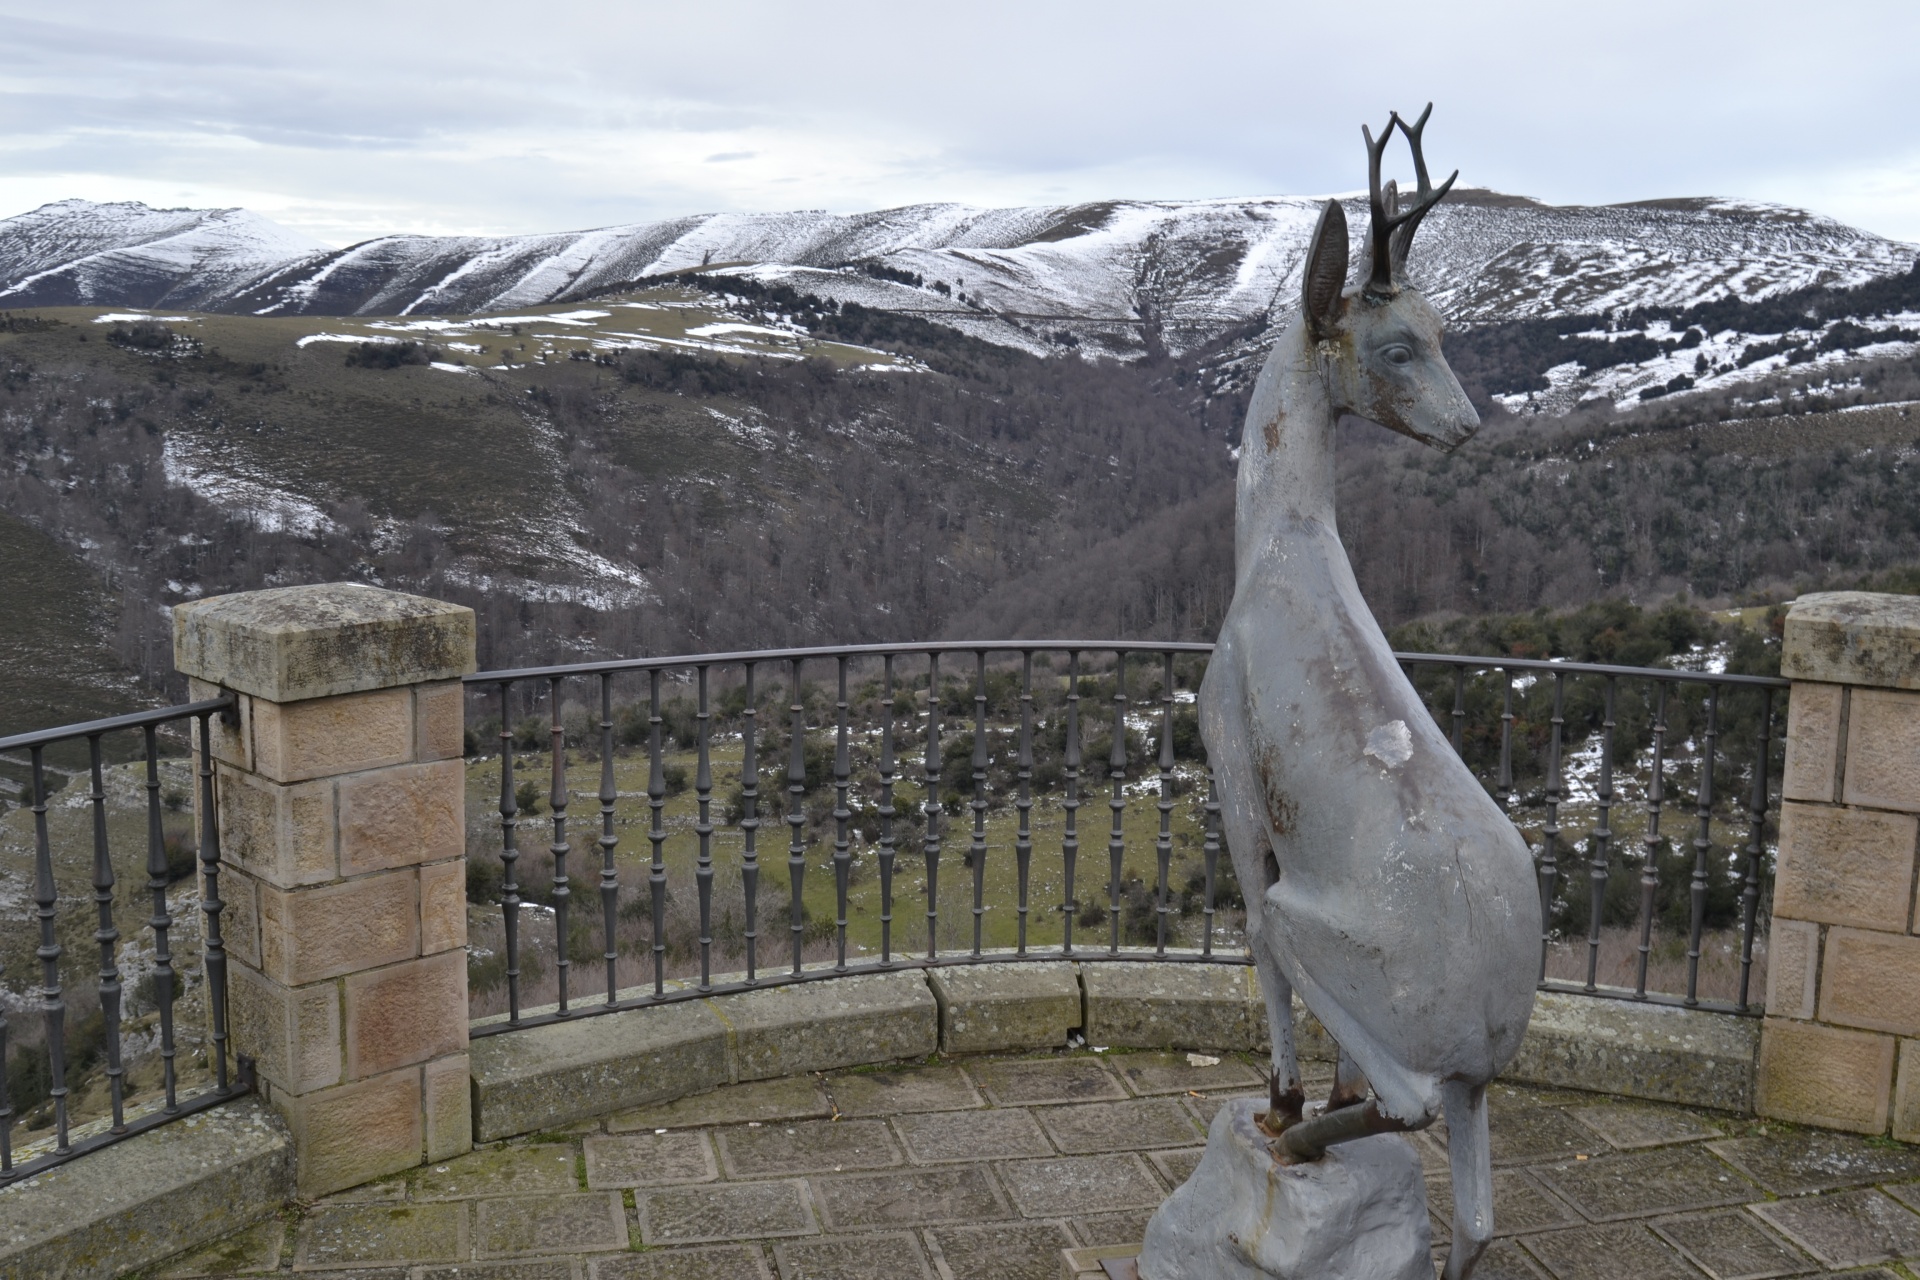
1364, 103, 1458, 297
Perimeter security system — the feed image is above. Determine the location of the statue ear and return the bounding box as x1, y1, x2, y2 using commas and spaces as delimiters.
1302, 199, 1349, 341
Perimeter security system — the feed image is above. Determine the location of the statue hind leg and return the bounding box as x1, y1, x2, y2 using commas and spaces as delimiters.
1440, 1079, 1493, 1280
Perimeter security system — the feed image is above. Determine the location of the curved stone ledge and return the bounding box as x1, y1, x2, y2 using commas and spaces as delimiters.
1505, 990, 1761, 1111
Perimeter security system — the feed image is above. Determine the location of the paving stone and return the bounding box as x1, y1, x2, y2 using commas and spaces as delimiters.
1072, 1209, 1157, 1248
590, 1245, 775, 1280
474, 1192, 628, 1258
1109, 1051, 1262, 1097
1750, 1188, 1920, 1269
1034, 1098, 1202, 1154
997, 1155, 1165, 1219
293, 1202, 468, 1270
718, 1118, 903, 1177
967, 1057, 1124, 1105
1651, 1210, 1814, 1280
927, 1221, 1075, 1280
810, 1165, 1010, 1229
1467, 1239, 1550, 1279
892, 1106, 1053, 1164
1426, 1169, 1581, 1237
1890, 1181, 1920, 1214
1149, 1147, 1205, 1188
417, 1264, 575, 1280
157, 1218, 287, 1276
1532, 1145, 1759, 1222
637, 1180, 818, 1244
1489, 1106, 1606, 1166
412, 1143, 581, 1199
318, 1178, 409, 1203
773, 1230, 933, 1279
825, 1065, 984, 1117
1409, 1131, 1450, 1176
287, 1272, 409, 1280
608, 1076, 833, 1131
1518, 1222, 1700, 1279
1568, 1103, 1722, 1150
583, 1131, 716, 1188
1707, 1129, 1920, 1195
1182, 1090, 1267, 1126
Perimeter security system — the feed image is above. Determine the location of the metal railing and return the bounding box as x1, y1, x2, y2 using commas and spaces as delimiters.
464, 641, 1788, 1039
0, 696, 245, 1184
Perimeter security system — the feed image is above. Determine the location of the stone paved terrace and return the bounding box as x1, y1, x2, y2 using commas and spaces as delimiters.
144, 1047, 1920, 1280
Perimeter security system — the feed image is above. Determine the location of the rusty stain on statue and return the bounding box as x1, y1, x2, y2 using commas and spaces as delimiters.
1138, 106, 1537, 1280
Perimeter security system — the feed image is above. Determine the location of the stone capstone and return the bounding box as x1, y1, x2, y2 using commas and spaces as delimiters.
1782, 592, 1920, 692
1136, 1098, 1432, 1280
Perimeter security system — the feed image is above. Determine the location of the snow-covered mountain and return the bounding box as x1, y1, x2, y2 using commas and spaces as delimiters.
0, 194, 1912, 358
0, 200, 325, 311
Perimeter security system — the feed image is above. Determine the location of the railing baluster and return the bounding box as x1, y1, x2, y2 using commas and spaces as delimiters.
1201, 766, 1221, 958
497, 681, 522, 1025
1450, 665, 1466, 754
1496, 670, 1514, 814
1585, 676, 1617, 992
832, 657, 852, 972
787, 659, 809, 974
1155, 653, 1175, 957
1108, 653, 1129, 954
0, 943, 8, 1177
1015, 652, 1034, 957
1738, 688, 1774, 1011
1686, 686, 1720, 1007
969, 651, 988, 959
648, 671, 667, 997
1538, 671, 1565, 982
741, 664, 761, 983
548, 677, 571, 1016
1062, 652, 1081, 954
878, 656, 897, 966
923, 653, 942, 959
1636, 683, 1668, 999
144, 724, 177, 1113
696, 666, 715, 990
29, 746, 68, 1150
598, 674, 619, 1006
196, 712, 230, 1094
87, 734, 126, 1131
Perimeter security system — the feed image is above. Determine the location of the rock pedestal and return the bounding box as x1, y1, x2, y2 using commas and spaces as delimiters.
1137, 1098, 1431, 1280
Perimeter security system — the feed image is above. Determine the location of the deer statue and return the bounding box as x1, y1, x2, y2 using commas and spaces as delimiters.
1195, 107, 1539, 1280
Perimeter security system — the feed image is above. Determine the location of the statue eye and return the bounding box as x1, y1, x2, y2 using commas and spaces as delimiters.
1382, 344, 1414, 366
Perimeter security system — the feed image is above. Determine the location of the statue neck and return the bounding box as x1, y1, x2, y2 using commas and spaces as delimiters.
1235, 321, 1338, 572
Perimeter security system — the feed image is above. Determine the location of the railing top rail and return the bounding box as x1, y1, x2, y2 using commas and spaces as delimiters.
466, 641, 1791, 689
0, 693, 236, 754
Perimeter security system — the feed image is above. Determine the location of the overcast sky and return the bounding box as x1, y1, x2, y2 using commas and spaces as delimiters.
2, 1, 1917, 247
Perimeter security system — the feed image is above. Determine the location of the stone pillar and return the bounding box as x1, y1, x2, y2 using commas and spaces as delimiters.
1758, 591, 1920, 1138
173, 583, 476, 1196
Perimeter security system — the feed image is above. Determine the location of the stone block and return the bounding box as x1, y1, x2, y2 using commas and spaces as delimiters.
189, 676, 253, 771
227, 961, 342, 1094
1782, 591, 1920, 692
474, 1192, 629, 1259
222, 867, 262, 970
1772, 802, 1918, 932
1895, 1039, 1920, 1145
928, 961, 1081, 1054
1764, 917, 1819, 1020
1081, 960, 1254, 1051
174, 582, 477, 703
259, 869, 419, 986
415, 680, 467, 761
280, 1064, 425, 1198
1782, 681, 1844, 803
419, 858, 467, 956
0, 1097, 291, 1280
718, 971, 938, 1081
251, 687, 413, 784
1756, 1016, 1894, 1134
216, 767, 336, 888
469, 999, 730, 1141
1844, 689, 1920, 814
1821, 926, 1920, 1034
343, 950, 467, 1080
423, 1053, 474, 1162
1503, 991, 1760, 1112
338, 759, 464, 875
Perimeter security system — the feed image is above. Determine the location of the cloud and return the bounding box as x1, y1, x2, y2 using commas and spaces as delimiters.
1, 1, 1918, 245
